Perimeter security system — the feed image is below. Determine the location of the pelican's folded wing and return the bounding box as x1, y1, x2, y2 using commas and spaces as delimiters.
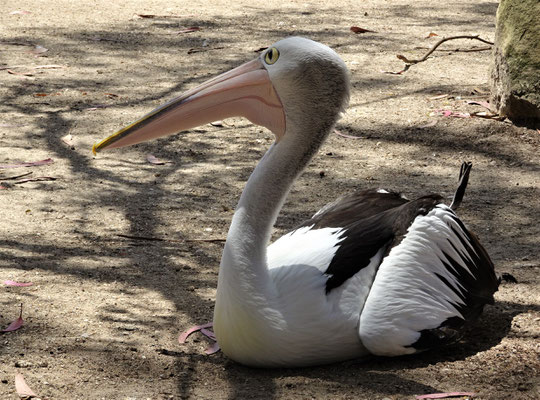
358, 204, 499, 356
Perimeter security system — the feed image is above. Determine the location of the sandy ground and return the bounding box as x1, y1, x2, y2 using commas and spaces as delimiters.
1, 0, 539, 399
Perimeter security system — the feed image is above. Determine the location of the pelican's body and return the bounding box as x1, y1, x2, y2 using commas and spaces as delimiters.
94, 37, 499, 367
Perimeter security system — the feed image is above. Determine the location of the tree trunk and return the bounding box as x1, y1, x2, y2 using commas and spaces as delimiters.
490, 0, 540, 122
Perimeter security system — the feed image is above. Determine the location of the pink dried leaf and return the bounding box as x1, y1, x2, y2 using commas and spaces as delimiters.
4, 280, 33, 287
416, 392, 475, 399
146, 154, 172, 165
2, 304, 24, 333
350, 26, 375, 34
200, 328, 216, 341
7, 69, 34, 77
205, 342, 220, 355
176, 27, 200, 34
0, 158, 53, 169
465, 100, 491, 110
15, 373, 38, 398
179, 322, 213, 343
9, 10, 32, 15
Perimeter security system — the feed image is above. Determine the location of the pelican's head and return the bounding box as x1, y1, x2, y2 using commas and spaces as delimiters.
92, 37, 349, 154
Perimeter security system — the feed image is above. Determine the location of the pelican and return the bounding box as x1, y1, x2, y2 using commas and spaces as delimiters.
93, 37, 499, 368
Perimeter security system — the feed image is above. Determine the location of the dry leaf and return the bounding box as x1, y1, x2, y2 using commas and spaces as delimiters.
205, 341, 220, 355
429, 94, 449, 100
465, 100, 491, 110
2, 304, 24, 333
34, 93, 48, 97
436, 109, 471, 118
7, 70, 34, 78
416, 392, 475, 399
146, 154, 173, 165
425, 32, 439, 38
4, 280, 33, 287
85, 104, 109, 111
175, 27, 200, 34
9, 10, 31, 15
32, 45, 48, 56
14, 176, 57, 184
134, 13, 184, 19
334, 129, 362, 139
61, 134, 74, 147
350, 26, 375, 34
15, 373, 38, 398
0, 158, 53, 169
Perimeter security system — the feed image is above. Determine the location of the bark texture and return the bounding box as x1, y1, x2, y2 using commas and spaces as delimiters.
490, 0, 540, 121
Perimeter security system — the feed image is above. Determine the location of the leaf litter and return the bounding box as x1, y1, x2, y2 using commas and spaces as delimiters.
1, 304, 24, 333
15, 373, 39, 399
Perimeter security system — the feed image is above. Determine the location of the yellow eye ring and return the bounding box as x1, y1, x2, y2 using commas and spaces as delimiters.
264, 47, 280, 65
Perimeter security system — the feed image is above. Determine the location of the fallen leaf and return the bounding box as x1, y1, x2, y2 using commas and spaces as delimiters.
15, 373, 38, 398
14, 176, 56, 184
416, 392, 475, 399
334, 129, 363, 139
146, 154, 170, 165
2, 304, 24, 333
133, 13, 185, 19
104, 92, 119, 98
7, 70, 34, 78
175, 27, 200, 34
429, 94, 449, 100
0, 158, 53, 169
4, 280, 33, 287
9, 10, 31, 15
436, 109, 471, 118
350, 26, 375, 34
61, 134, 74, 147
85, 104, 109, 111
465, 100, 491, 110
179, 322, 213, 344
34, 93, 48, 97
33, 64, 66, 69
31, 45, 48, 56
425, 32, 439, 38
205, 342, 220, 355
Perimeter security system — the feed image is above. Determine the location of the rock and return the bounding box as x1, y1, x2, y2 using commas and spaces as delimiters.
490, 0, 540, 121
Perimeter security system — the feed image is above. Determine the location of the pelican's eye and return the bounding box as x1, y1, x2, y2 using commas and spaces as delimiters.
264, 47, 280, 65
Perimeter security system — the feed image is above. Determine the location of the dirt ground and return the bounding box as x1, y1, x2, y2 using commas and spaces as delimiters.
1, 0, 539, 399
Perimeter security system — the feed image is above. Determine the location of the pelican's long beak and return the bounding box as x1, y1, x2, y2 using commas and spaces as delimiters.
92, 58, 285, 154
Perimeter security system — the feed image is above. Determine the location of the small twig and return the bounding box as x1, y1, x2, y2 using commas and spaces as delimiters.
0, 171, 32, 181
397, 35, 493, 65
450, 46, 492, 53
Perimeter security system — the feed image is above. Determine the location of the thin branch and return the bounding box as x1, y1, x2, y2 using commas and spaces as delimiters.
397, 35, 494, 65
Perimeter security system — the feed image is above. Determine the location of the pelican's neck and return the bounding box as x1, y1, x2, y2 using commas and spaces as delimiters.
216, 126, 325, 304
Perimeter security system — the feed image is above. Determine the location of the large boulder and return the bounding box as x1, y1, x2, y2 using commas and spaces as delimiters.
490, 0, 540, 121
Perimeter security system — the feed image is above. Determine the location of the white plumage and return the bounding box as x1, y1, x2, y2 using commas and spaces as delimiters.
93, 37, 499, 368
